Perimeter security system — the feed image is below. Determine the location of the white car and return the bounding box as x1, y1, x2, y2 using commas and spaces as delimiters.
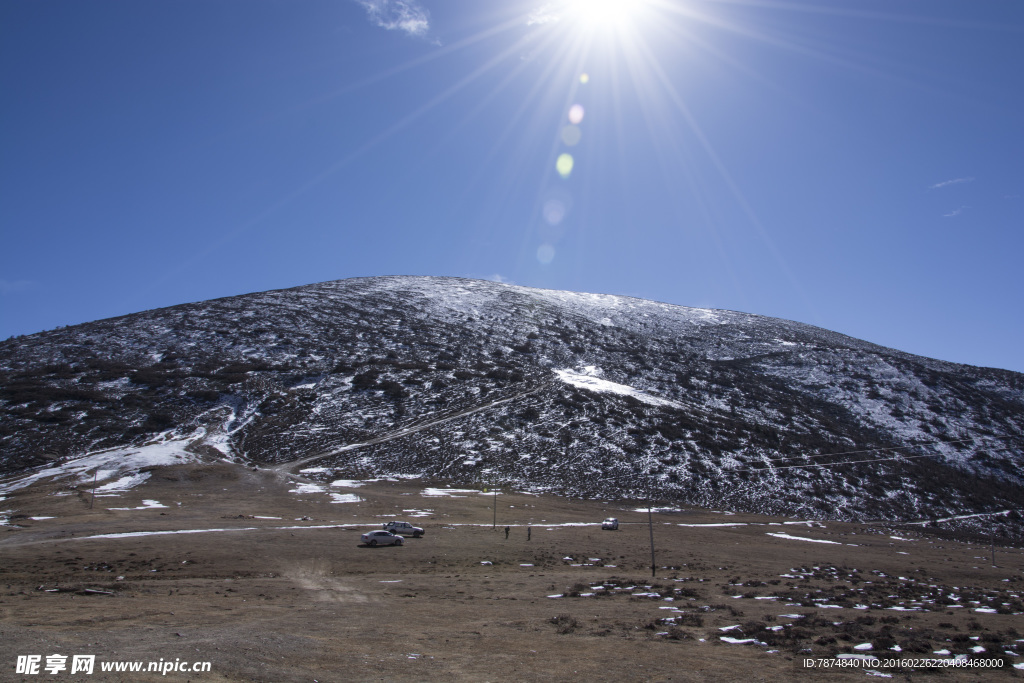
361, 530, 404, 547
382, 520, 424, 538
602, 517, 619, 530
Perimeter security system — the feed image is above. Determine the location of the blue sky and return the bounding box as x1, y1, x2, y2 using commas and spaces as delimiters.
2, 0, 1022, 372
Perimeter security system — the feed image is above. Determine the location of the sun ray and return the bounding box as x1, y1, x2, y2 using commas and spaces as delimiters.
620, 23, 818, 317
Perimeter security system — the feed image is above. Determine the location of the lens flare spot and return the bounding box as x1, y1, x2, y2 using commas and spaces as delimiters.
568, 104, 585, 124
561, 125, 582, 146
537, 244, 556, 264
556, 153, 574, 178
543, 199, 567, 225
580, 73, 589, 84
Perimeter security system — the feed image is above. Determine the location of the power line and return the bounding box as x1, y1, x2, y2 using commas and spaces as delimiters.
733, 443, 1020, 474
740, 451, 939, 473
753, 436, 983, 464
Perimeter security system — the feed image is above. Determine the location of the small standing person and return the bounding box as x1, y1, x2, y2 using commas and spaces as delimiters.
527, 526, 531, 541
504, 525, 510, 539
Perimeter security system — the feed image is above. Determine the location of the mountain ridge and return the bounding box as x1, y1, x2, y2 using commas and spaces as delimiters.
2, 276, 1022, 535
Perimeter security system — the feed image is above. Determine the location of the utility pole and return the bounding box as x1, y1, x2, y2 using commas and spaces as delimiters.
648, 493, 656, 578
991, 524, 996, 568
89, 469, 97, 510
642, 440, 657, 578
646, 461, 658, 578
493, 485, 497, 530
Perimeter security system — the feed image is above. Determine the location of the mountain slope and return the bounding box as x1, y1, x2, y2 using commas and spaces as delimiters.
2, 276, 1022, 532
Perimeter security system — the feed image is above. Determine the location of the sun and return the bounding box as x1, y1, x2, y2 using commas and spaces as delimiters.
564, 0, 648, 30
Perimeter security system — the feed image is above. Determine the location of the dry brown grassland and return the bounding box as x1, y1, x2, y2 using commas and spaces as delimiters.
2, 462, 1023, 682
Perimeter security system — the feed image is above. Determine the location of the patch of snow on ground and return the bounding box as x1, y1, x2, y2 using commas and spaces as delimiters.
766, 532, 841, 545
289, 483, 326, 495
554, 368, 682, 408
906, 510, 1011, 526
421, 488, 488, 497
94, 473, 151, 494
329, 493, 363, 504
0, 438, 202, 495
81, 523, 364, 540
108, 500, 167, 511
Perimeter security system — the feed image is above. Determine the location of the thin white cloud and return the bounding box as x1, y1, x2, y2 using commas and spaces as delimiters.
929, 177, 974, 190
488, 274, 514, 284
356, 0, 430, 37
943, 206, 967, 218
527, 3, 561, 26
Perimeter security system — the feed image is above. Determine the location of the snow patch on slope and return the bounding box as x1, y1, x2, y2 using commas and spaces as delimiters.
555, 367, 682, 409
0, 436, 202, 494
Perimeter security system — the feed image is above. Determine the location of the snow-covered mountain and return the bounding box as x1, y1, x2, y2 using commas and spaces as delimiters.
2, 276, 1022, 532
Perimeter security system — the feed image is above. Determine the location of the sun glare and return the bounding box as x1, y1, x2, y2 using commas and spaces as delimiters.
565, 0, 646, 30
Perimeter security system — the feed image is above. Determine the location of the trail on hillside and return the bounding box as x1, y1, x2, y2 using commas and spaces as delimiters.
274, 379, 556, 475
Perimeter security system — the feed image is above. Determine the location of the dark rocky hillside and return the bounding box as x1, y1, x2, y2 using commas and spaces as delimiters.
2, 276, 1022, 534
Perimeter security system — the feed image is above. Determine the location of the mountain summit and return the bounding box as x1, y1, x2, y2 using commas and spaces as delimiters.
2, 276, 1022, 531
